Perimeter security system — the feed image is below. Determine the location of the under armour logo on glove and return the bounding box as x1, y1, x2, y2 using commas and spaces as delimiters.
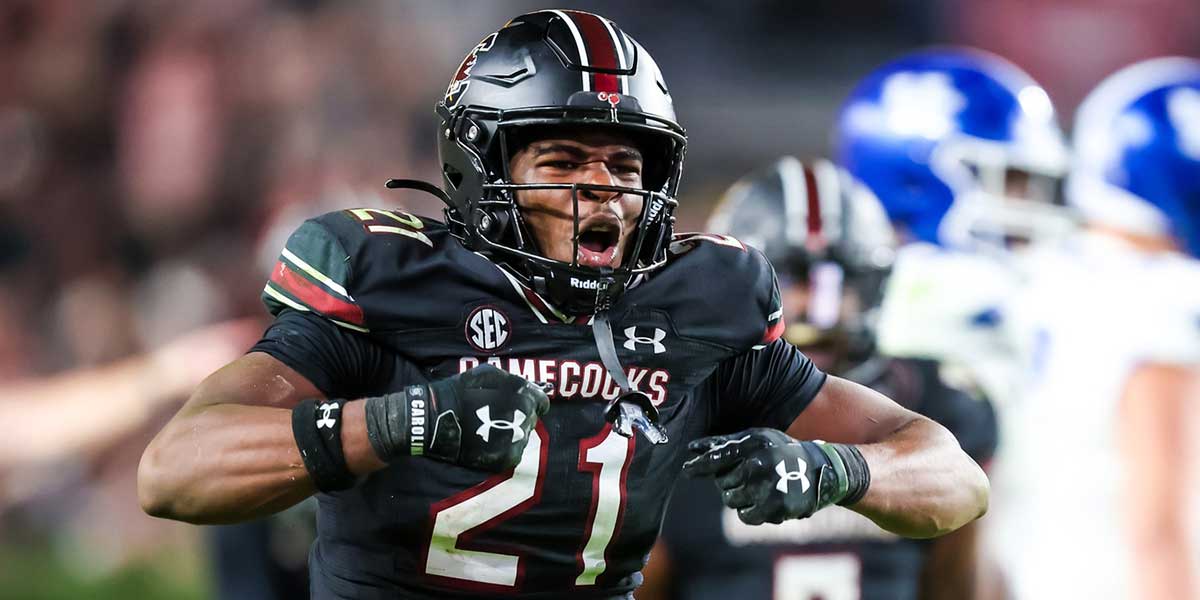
683, 428, 864, 525
623, 326, 666, 354
775, 458, 810, 494
475, 406, 527, 443
316, 402, 339, 429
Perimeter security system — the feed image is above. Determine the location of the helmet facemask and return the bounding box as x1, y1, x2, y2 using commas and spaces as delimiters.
440, 102, 685, 315
930, 133, 1075, 252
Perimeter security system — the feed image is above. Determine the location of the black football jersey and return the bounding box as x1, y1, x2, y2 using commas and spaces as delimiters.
658, 358, 998, 600
249, 208, 827, 599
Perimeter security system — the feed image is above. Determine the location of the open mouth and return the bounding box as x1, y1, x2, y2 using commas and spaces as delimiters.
575, 218, 620, 268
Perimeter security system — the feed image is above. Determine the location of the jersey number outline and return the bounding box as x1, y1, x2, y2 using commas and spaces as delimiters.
348, 208, 433, 247
425, 424, 635, 589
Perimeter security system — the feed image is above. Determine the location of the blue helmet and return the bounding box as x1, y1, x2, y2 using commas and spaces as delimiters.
1068, 57, 1200, 258
835, 48, 1071, 250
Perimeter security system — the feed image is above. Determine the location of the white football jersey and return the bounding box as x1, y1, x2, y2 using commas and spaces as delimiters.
991, 232, 1200, 600
875, 242, 1025, 406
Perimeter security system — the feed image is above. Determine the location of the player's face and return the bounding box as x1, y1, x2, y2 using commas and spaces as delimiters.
508, 130, 645, 269
779, 276, 864, 374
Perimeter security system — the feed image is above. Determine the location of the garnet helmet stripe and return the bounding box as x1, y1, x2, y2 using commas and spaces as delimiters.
803, 163, 824, 245
563, 10, 621, 94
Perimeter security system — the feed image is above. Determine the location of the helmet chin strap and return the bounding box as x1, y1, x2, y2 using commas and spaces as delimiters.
590, 292, 669, 445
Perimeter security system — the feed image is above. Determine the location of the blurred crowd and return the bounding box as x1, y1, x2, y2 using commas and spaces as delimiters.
0, 0, 1196, 598
0, 0, 461, 593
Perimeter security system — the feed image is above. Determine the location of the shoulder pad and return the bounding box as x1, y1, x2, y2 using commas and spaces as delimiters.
660, 232, 785, 351
261, 208, 447, 332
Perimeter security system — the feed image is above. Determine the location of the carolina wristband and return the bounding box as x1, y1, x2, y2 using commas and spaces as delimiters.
291, 398, 356, 492
364, 386, 432, 461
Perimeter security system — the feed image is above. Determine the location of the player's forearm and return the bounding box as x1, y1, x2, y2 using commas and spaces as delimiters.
850, 417, 989, 538
138, 400, 385, 524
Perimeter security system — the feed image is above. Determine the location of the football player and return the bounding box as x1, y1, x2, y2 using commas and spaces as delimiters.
640, 158, 999, 600
991, 57, 1200, 600
834, 48, 1073, 409
137, 11, 988, 598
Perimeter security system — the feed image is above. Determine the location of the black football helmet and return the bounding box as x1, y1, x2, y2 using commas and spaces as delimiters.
708, 157, 896, 371
422, 10, 686, 315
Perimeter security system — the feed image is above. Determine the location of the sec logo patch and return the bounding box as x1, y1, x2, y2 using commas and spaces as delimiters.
466, 306, 510, 353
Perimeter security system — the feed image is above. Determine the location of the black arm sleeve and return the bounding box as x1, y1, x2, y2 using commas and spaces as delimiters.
708, 339, 828, 435
249, 309, 395, 399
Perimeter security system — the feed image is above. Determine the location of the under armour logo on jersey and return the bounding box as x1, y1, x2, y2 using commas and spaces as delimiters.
316, 402, 339, 429
775, 458, 810, 494
623, 326, 666, 354
475, 406, 527, 443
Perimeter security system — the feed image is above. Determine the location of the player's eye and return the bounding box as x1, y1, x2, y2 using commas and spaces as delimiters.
610, 163, 642, 177
541, 160, 579, 170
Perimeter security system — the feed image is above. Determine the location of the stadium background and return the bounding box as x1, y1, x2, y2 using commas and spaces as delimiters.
0, 1, 1195, 597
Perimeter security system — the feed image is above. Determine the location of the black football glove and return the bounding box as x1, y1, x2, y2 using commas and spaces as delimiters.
682, 428, 870, 525
365, 365, 550, 472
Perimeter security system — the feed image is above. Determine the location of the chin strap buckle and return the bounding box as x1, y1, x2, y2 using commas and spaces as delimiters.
591, 310, 669, 445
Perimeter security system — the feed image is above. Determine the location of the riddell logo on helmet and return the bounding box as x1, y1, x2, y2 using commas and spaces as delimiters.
570, 277, 601, 290
645, 199, 664, 222
598, 92, 621, 107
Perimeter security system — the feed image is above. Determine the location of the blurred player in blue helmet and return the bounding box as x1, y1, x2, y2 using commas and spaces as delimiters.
992, 57, 1200, 600
835, 47, 1073, 410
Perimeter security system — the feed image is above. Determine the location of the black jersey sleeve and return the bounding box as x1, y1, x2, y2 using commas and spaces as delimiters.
250, 309, 396, 399
708, 339, 827, 435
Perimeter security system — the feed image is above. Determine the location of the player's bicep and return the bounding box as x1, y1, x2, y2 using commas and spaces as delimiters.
181, 351, 324, 416
786, 375, 921, 443
251, 309, 394, 398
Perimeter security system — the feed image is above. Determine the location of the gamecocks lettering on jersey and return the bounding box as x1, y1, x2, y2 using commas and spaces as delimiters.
458, 356, 670, 405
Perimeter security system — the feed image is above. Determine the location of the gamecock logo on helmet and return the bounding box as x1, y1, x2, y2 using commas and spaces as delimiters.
597, 92, 621, 107
444, 32, 498, 106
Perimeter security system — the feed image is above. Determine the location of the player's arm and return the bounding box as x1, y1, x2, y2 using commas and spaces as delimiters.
917, 517, 980, 600
137, 351, 383, 524
635, 540, 673, 600
140, 348, 550, 525
684, 342, 988, 540
788, 376, 989, 538
1, 319, 260, 471
1119, 362, 1198, 600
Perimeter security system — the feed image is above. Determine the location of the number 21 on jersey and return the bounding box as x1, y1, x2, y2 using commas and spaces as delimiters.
425, 424, 635, 588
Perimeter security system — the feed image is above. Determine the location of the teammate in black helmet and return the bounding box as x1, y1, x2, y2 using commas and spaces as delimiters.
641, 157, 999, 600
138, 11, 988, 599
